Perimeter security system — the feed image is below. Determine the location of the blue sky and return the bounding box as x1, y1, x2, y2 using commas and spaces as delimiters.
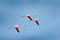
0, 0, 60, 40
